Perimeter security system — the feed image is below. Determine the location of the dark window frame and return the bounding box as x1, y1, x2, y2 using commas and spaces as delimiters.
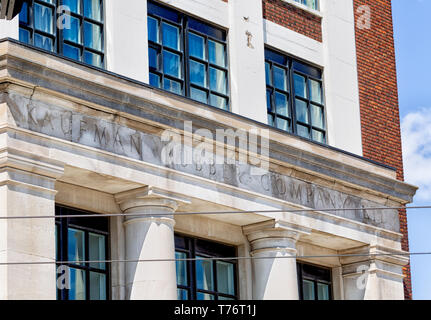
175, 234, 238, 300
148, 0, 230, 111
19, 0, 105, 68
265, 47, 326, 144
55, 205, 110, 300
297, 262, 332, 300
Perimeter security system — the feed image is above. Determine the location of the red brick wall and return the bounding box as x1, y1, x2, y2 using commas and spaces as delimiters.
353, 0, 411, 300
262, 0, 322, 42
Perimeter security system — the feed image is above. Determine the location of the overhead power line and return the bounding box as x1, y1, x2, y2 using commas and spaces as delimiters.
1, 251, 430, 266
0, 206, 430, 220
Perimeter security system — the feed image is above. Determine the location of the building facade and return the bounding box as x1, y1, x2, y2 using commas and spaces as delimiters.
0, 0, 417, 300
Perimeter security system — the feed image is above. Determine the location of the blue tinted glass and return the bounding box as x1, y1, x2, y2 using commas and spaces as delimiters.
267, 114, 274, 126
190, 60, 206, 87
209, 67, 226, 94
293, 60, 321, 79
63, 15, 81, 44
265, 62, 271, 85
164, 78, 182, 94
149, 47, 158, 69
208, 40, 225, 67
265, 48, 288, 65
34, 33, 53, 51
175, 252, 188, 286
162, 23, 179, 50
83, 0, 102, 21
84, 22, 102, 50
89, 272, 106, 300
295, 99, 309, 123
148, 1, 180, 23
188, 17, 225, 41
34, 3, 54, 34
312, 130, 325, 144
149, 73, 160, 88
196, 257, 214, 291
311, 104, 324, 129
63, 0, 80, 14
190, 87, 207, 104
273, 66, 287, 91
266, 89, 272, 112
189, 32, 205, 60
19, 29, 30, 44
177, 289, 188, 300
197, 292, 215, 300
19, 2, 28, 23
68, 228, 85, 263
275, 92, 288, 117
148, 17, 159, 43
69, 268, 86, 300
210, 94, 227, 110
277, 118, 289, 132
84, 51, 102, 67
294, 74, 307, 98
63, 43, 80, 60
297, 124, 310, 139
163, 51, 181, 78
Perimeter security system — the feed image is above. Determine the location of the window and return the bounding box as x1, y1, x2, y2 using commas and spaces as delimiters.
56, 206, 109, 300
19, 0, 104, 68
175, 234, 237, 300
297, 262, 332, 300
293, 0, 319, 11
265, 47, 326, 144
148, 1, 229, 111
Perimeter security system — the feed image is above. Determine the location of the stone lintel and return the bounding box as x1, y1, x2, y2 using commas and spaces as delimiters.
339, 245, 409, 268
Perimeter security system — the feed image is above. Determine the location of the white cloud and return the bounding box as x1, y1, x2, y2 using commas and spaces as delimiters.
401, 108, 431, 202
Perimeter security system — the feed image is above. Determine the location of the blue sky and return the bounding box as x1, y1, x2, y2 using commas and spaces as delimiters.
392, 0, 431, 300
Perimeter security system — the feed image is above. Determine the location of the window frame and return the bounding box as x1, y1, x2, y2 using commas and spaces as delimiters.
297, 262, 332, 300
19, 0, 105, 68
175, 234, 238, 300
55, 205, 110, 300
147, 0, 230, 111
265, 46, 327, 144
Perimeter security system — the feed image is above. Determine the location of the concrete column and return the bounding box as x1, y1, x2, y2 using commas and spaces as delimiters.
340, 246, 408, 300
115, 187, 189, 300
243, 220, 310, 300
0, 134, 64, 299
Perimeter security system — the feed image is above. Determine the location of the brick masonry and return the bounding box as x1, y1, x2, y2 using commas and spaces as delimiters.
262, 0, 322, 42
353, 0, 412, 300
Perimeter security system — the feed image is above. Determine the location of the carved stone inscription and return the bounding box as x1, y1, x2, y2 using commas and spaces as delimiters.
6, 95, 400, 232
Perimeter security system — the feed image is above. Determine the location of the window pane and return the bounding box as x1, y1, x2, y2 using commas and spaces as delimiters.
210, 94, 227, 110
69, 268, 86, 300
295, 99, 309, 123
68, 228, 85, 265
210, 67, 226, 94
208, 40, 225, 67
63, 43, 80, 60
267, 114, 274, 126
34, 3, 54, 34
148, 17, 159, 43
149, 72, 161, 88
197, 292, 215, 300
265, 62, 271, 86
189, 32, 205, 60
162, 22, 180, 50
19, 2, 28, 23
63, 0, 80, 14
311, 104, 324, 129
219, 296, 235, 300
294, 73, 307, 98
317, 283, 330, 300
164, 78, 182, 95
276, 118, 289, 132
34, 33, 53, 51
177, 289, 188, 300
90, 272, 107, 300
190, 60, 206, 87
266, 89, 272, 112
84, 22, 102, 51
83, 0, 102, 21
175, 252, 188, 286
275, 92, 288, 117
312, 130, 325, 144
163, 51, 181, 78
190, 87, 207, 104
297, 124, 310, 138
310, 79, 322, 104
273, 66, 287, 91
149, 47, 158, 69
217, 261, 235, 295
84, 51, 102, 67
19, 29, 30, 44
302, 280, 315, 300
196, 257, 214, 291
89, 233, 106, 270
63, 15, 81, 44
